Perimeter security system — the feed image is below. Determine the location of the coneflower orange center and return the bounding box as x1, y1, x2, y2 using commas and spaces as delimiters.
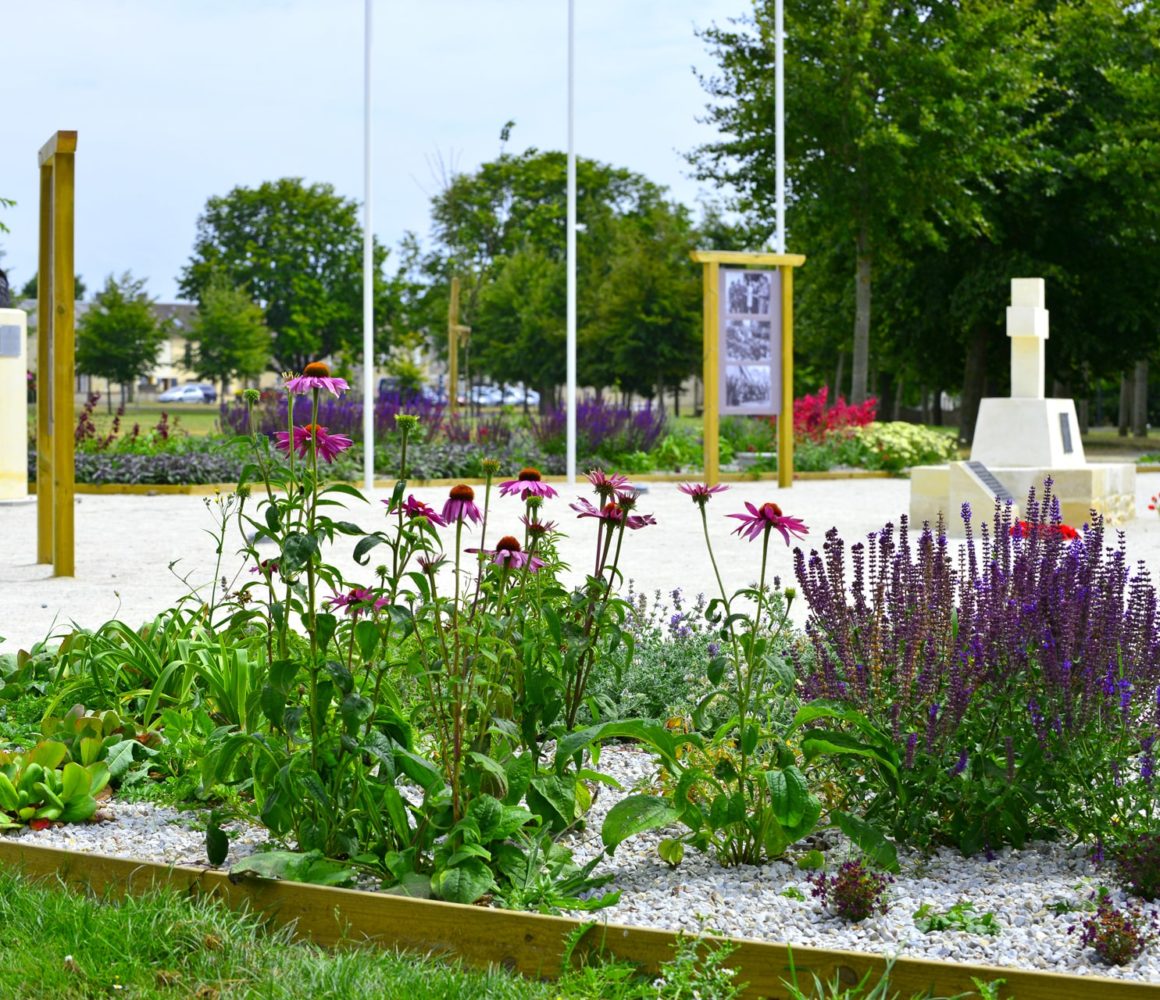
762, 502, 783, 518
303, 361, 330, 377
496, 535, 521, 552
518, 467, 542, 481
450, 484, 475, 501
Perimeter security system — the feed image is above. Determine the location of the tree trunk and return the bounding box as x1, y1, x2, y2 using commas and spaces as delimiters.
672, 384, 680, 417
833, 352, 845, 403
932, 388, 944, 427
851, 228, 872, 405
959, 323, 990, 446
1132, 359, 1149, 438
920, 386, 930, 425
892, 378, 904, 423
1077, 398, 1089, 435
1118, 371, 1132, 437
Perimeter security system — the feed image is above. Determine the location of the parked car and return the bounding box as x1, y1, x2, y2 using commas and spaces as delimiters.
190, 383, 218, 403
502, 385, 540, 407
158, 384, 212, 404
458, 384, 504, 407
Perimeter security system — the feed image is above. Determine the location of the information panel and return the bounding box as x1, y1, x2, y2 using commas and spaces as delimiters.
719, 267, 781, 416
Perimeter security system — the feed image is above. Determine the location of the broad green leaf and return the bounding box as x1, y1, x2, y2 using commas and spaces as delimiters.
430, 858, 494, 904
601, 795, 680, 854
834, 810, 899, 873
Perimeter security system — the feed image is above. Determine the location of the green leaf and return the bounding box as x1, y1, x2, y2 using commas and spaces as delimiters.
230, 850, 358, 887
353, 620, 379, 662
527, 774, 576, 830
280, 532, 320, 573
340, 693, 374, 733
206, 816, 230, 866
353, 534, 384, 565
765, 766, 811, 830
601, 795, 679, 854
834, 810, 899, 873
658, 837, 685, 867
430, 857, 494, 904
801, 729, 898, 774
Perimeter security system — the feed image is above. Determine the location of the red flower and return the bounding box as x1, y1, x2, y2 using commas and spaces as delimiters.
1010, 520, 1079, 541
728, 501, 809, 545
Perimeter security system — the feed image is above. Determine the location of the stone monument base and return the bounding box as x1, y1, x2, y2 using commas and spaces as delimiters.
910, 461, 1136, 535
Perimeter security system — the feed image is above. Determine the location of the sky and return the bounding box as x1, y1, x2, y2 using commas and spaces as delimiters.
1, 0, 747, 302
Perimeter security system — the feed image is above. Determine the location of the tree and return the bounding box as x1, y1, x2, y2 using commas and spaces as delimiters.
76, 273, 167, 411
422, 148, 702, 404
190, 275, 271, 395
178, 178, 394, 373
18, 272, 88, 301
692, 0, 1043, 403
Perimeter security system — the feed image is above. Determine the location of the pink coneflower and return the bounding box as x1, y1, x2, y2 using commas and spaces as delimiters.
442, 484, 482, 525
275, 423, 353, 463
679, 482, 729, 508
327, 587, 388, 617
570, 497, 655, 530
467, 535, 545, 572
417, 554, 448, 575
519, 515, 558, 538
283, 361, 349, 397
384, 494, 447, 527
586, 469, 634, 503
728, 501, 809, 545
499, 467, 558, 500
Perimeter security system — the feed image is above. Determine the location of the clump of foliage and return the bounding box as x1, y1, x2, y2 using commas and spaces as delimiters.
0, 740, 110, 829
793, 387, 878, 441
1075, 891, 1156, 966
854, 422, 959, 472
530, 397, 667, 460
808, 859, 893, 922
792, 480, 1160, 854
1108, 834, 1160, 902
913, 900, 1001, 936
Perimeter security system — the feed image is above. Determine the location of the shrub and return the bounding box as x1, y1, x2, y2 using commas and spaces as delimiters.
1109, 835, 1160, 902
529, 397, 667, 459
854, 421, 958, 471
793, 387, 877, 442
1075, 893, 1156, 966
793, 480, 1160, 852
808, 860, 892, 922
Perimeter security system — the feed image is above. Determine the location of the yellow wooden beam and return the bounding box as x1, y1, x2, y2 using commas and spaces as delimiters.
691, 249, 806, 268
37, 130, 77, 165
701, 260, 720, 485
36, 157, 53, 564
0, 841, 1151, 1000
778, 263, 795, 489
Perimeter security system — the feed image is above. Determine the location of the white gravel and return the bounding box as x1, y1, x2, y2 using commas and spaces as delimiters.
4, 745, 1158, 984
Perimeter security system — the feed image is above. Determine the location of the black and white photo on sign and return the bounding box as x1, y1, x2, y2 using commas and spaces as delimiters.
725, 270, 772, 315
725, 318, 772, 362
725, 365, 773, 408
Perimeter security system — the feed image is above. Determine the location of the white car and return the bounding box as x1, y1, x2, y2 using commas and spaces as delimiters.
157, 384, 210, 404
502, 385, 541, 407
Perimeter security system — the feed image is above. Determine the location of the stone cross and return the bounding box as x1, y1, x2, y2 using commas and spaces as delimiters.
1006, 278, 1048, 399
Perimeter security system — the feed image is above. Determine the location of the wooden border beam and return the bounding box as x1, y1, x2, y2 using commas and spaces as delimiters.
0, 841, 1149, 1000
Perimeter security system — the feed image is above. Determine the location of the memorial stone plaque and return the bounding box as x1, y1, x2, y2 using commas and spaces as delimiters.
1059, 413, 1073, 455
0, 325, 20, 358
966, 461, 1016, 503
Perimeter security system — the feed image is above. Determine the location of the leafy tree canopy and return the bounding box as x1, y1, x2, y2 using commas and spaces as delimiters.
190, 274, 271, 392
76, 273, 167, 401
178, 178, 395, 373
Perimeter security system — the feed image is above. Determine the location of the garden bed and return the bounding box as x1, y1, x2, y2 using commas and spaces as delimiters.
4, 745, 1157, 989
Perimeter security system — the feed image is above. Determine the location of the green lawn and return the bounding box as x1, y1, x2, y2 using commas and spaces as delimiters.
29, 401, 224, 438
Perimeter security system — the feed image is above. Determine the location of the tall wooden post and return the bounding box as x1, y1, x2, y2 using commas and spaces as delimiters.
777, 262, 795, 489
701, 260, 721, 484
36, 131, 77, 577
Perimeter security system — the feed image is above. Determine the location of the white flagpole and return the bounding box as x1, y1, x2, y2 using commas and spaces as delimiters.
775, 0, 785, 253
566, 0, 577, 485
362, 0, 375, 490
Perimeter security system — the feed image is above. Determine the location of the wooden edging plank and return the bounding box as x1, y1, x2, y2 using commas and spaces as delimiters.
0, 841, 1152, 999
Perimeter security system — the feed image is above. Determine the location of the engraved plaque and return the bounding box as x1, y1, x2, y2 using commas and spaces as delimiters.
966, 460, 1016, 503
1059, 412, 1073, 454
0, 325, 20, 358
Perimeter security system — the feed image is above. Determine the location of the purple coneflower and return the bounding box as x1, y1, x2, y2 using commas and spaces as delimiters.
384, 494, 447, 527
570, 497, 655, 530
327, 587, 387, 618
283, 361, 350, 397
499, 467, 558, 500
678, 482, 729, 508
275, 423, 353, 463
467, 534, 545, 572
727, 501, 809, 545
586, 469, 634, 503
442, 483, 482, 525
519, 515, 558, 537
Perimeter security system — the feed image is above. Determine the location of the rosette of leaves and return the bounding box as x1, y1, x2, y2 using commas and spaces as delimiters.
0, 741, 110, 829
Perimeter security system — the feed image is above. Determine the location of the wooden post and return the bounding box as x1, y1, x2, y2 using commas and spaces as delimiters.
36, 131, 77, 577
691, 251, 805, 489
702, 259, 720, 484
778, 262, 795, 489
